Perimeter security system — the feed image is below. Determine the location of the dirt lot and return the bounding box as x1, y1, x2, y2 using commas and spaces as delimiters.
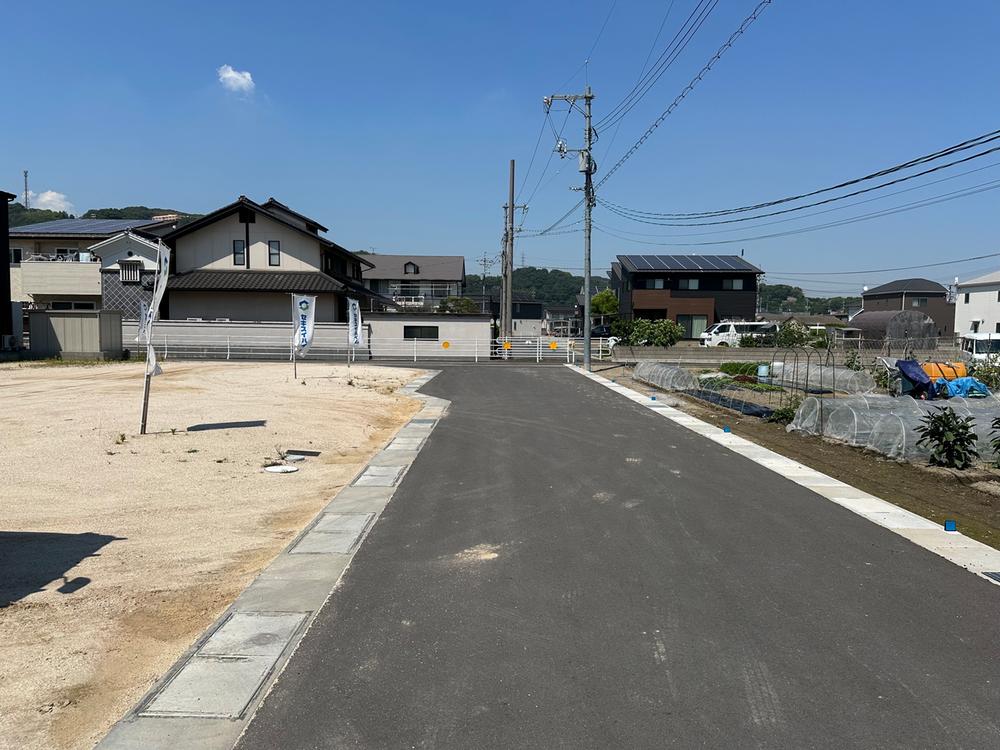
599, 365, 1000, 551
0, 361, 421, 750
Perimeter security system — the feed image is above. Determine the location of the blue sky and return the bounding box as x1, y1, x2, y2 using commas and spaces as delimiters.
3, 1, 999, 296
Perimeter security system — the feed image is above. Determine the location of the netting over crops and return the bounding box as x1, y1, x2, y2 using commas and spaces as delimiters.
770, 362, 875, 394
633, 362, 698, 391
788, 392, 1000, 462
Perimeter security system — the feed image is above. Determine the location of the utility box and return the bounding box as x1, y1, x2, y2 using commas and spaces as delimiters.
28, 310, 123, 360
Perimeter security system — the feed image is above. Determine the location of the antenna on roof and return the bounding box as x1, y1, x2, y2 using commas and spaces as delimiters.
23, 170, 29, 209
740, 247, 744, 257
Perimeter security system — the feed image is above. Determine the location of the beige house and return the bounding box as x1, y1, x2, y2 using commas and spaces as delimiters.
163, 196, 390, 322
9, 217, 175, 311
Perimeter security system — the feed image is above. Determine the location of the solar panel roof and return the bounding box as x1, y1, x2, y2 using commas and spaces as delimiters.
9, 218, 166, 235
618, 254, 762, 273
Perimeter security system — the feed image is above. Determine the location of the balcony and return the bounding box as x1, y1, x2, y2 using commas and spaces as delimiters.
20, 258, 101, 297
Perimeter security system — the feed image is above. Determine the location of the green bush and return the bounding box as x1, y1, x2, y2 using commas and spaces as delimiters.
970, 355, 1000, 390
776, 321, 810, 348
844, 349, 864, 371
615, 318, 685, 347
720, 361, 764, 376
767, 396, 802, 425
738, 334, 759, 348
915, 407, 980, 469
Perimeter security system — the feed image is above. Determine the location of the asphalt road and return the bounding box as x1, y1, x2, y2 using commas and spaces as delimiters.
238, 366, 1000, 749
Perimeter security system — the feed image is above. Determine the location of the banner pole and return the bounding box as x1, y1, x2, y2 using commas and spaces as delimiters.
139, 365, 151, 434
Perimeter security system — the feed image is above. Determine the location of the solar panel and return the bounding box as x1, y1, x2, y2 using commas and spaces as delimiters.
618, 254, 761, 272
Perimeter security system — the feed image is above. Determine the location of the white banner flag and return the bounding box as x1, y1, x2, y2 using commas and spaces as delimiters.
141, 241, 170, 376
292, 294, 317, 356
348, 298, 364, 346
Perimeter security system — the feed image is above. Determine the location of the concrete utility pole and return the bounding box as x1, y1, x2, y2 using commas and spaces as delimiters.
478, 251, 493, 314
545, 86, 596, 370
502, 159, 515, 339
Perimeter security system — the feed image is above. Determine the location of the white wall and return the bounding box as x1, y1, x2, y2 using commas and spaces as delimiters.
368, 315, 492, 357
95, 234, 159, 270
512, 318, 543, 337
174, 213, 322, 273
9, 265, 29, 302
20, 261, 101, 296
955, 283, 1000, 334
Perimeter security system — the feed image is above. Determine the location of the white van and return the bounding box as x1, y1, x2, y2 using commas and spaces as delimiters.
960, 333, 1000, 361
699, 321, 777, 347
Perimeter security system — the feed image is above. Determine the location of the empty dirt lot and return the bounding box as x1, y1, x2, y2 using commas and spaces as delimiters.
0, 360, 420, 750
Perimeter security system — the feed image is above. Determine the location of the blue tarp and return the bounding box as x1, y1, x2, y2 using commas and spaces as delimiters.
934, 376, 991, 399
896, 359, 936, 398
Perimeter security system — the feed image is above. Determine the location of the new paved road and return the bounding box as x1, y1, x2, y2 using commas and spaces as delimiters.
238, 366, 1000, 749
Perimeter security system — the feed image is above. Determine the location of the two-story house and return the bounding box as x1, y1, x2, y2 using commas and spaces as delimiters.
361, 254, 465, 311
162, 196, 389, 321
609, 254, 763, 339
9, 217, 176, 313
955, 269, 1000, 335
860, 278, 954, 339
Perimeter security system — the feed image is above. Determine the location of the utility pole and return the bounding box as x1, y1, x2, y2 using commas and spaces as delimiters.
546, 86, 595, 370
502, 159, 515, 339
23, 171, 29, 209
478, 251, 493, 314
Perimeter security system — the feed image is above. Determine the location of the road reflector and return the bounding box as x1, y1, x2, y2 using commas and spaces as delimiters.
549, 341, 558, 350
503, 341, 512, 350
442, 341, 450, 349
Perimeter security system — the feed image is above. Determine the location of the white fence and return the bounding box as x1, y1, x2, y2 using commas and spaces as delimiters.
122, 320, 610, 362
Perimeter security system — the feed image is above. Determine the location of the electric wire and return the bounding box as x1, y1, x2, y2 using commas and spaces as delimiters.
596, 0, 774, 189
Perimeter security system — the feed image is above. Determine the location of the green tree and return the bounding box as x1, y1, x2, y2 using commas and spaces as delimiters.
776, 321, 811, 348
616, 318, 684, 347
591, 288, 619, 316
437, 296, 479, 314
7, 202, 70, 227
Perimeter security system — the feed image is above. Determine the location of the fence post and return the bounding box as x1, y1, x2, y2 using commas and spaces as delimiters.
413, 338, 417, 363
536, 338, 541, 363
475, 339, 479, 363
164, 335, 168, 360
226, 336, 230, 360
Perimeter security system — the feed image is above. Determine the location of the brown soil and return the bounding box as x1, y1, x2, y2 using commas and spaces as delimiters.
597, 365, 1000, 551
0, 361, 421, 750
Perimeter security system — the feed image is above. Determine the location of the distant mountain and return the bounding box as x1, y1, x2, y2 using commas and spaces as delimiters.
81, 206, 197, 220
8, 202, 72, 227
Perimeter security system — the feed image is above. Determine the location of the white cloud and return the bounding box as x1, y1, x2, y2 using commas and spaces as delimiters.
29, 190, 74, 213
217, 64, 255, 95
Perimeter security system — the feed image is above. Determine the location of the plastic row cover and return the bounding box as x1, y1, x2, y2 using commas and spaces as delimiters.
771, 363, 875, 394
632, 362, 698, 392
788, 393, 1000, 461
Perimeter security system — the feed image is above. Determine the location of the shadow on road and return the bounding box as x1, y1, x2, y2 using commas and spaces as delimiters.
187, 420, 267, 432
0, 531, 123, 607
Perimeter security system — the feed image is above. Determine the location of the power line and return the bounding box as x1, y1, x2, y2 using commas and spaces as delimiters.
602, 127, 1000, 220
766, 250, 1000, 277
590, 159, 1000, 237
595, 0, 720, 132
596, 0, 774, 189
592, 176, 1000, 246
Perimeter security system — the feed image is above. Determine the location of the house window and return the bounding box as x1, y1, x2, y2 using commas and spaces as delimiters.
995, 323, 1000, 334
649, 278, 665, 289
723, 278, 744, 291
233, 240, 246, 266
268, 240, 280, 266
51, 301, 96, 311
911, 297, 927, 308
55, 248, 73, 260
678, 278, 699, 290
403, 325, 438, 340
972, 321, 981, 333
119, 261, 141, 284
10, 247, 22, 263
404, 262, 419, 274
964, 293, 970, 303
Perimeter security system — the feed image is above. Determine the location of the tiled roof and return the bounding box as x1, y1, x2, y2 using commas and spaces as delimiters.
169, 270, 346, 293
862, 278, 947, 295
362, 254, 465, 281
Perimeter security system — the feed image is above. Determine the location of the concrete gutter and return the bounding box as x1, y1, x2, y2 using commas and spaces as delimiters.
96, 371, 448, 749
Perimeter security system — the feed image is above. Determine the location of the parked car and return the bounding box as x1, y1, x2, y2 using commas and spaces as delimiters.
591, 324, 612, 338
699, 321, 776, 347
959, 332, 1000, 361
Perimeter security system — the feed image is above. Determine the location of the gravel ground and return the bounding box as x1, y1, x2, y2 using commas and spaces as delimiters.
0, 361, 420, 750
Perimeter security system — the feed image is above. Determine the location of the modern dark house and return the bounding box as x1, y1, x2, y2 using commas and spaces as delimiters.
610, 254, 763, 339
860, 278, 954, 339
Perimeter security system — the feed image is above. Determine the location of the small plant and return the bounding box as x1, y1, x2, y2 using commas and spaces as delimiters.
738, 334, 759, 348
719, 361, 764, 377
170, 427, 177, 435
915, 407, 980, 470
990, 416, 1000, 468
115, 433, 127, 445
844, 349, 864, 371
767, 396, 802, 425
971, 354, 1000, 390
871, 365, 890, 391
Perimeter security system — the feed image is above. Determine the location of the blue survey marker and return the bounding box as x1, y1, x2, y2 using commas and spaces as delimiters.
944, 519, 957, 532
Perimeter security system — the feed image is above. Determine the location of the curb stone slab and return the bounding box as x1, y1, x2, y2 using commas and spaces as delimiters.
568, 364, 1000, 587
97, 370, 447, 749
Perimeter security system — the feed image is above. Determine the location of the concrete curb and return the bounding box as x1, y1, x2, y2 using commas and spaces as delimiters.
568, 364, 1000, 588
97, 371, 449, 749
